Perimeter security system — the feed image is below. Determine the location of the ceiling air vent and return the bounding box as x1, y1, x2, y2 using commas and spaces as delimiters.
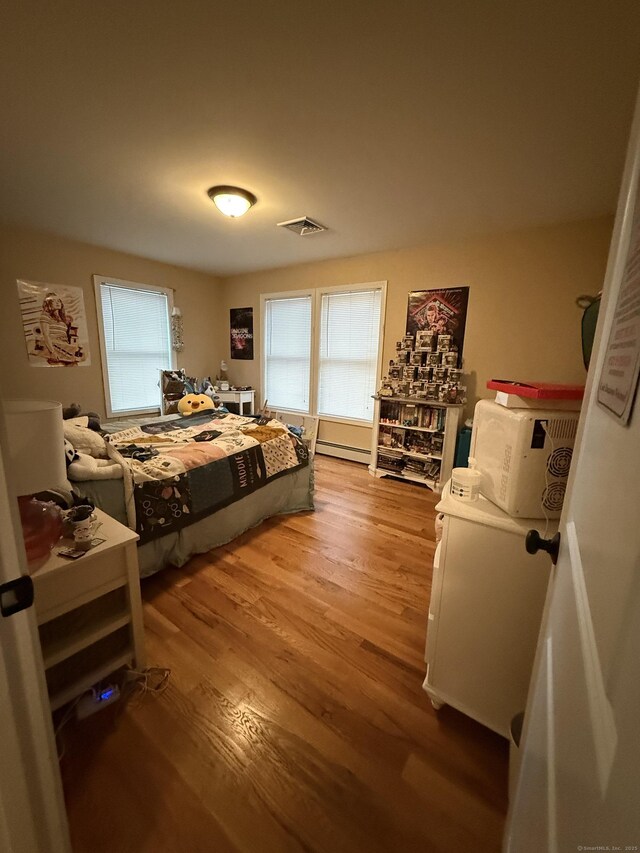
277, 217, 327, 236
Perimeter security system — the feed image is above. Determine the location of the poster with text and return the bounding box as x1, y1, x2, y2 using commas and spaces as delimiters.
597, 199, 640, 424
230, 307, 254, 360
17, 279, 91, 367
406, 286, 470, 355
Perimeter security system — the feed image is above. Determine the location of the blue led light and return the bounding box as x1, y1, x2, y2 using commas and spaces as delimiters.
99, 688, 114, 701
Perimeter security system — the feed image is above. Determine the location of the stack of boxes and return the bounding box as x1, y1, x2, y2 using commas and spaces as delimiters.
381, 332, 466, 404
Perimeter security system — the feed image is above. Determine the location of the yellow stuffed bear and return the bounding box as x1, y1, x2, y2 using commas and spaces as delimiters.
178, 394, 215, 416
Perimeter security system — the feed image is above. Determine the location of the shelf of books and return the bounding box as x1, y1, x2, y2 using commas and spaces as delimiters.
368, 323, 467, 491
369, 397, 462, 491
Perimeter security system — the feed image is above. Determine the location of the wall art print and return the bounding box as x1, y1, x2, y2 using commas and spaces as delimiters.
17, 279, 91, 367
406, 286, 470, 357
230, 306, 254, 360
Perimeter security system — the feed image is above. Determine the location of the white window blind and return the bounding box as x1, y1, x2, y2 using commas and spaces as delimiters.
263, 295, 312, 412
317, 288, 382, 422
98, 283, 172, 414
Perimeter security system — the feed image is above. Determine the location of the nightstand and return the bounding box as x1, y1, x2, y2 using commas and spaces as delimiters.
216, 389, 255, 415
32, 509, 146, 711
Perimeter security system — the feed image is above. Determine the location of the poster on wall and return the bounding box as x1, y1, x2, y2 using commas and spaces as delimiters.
597, 200, 640, 424
17, 279, 91, 367
230, 307, 254, 360
406, 286, 470, 356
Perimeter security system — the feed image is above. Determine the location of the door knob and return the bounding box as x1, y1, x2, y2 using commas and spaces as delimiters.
525, 530, 561, 564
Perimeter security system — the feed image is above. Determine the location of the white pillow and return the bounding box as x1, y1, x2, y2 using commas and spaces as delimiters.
63, 417, 108, 458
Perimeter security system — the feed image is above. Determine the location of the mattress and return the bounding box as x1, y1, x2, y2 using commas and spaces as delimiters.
74, 422, 314, 577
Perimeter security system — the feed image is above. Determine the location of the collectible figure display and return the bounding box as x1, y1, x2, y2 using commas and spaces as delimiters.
377, 331, 467, 405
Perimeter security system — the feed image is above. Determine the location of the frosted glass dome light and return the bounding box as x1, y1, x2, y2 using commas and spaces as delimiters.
207, 186, 257, 218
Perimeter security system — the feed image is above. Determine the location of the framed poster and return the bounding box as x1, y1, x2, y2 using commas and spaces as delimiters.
406, 286, 470, 356
230, 307, 254, 360
597, 196, 640, 424
17, 279, 91, 367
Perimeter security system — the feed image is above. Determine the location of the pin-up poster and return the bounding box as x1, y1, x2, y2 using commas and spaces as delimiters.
406, 287, 470, 356
230, 307, 254, 360
17, 279, 91, 367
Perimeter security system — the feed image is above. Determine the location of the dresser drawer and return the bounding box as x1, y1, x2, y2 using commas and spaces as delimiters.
34, 543, 131, 624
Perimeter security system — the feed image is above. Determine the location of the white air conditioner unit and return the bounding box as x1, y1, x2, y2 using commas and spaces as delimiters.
469, 399, 580, 518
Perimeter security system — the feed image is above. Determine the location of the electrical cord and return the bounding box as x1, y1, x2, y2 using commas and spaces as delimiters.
121, 665, 171, 707
54, 666, 171, 760
54, 689, 92, 761
540, 420, 556, 539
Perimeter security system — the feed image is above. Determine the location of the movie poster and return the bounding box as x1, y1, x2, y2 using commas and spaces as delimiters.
230, 307, 254, 360
17, 279, 91, 367
406, 287, 470, 357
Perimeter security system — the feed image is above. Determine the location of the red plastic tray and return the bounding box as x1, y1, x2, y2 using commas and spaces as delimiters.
487, 380, 584, 400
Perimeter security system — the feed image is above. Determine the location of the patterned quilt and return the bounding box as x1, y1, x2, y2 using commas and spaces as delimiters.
105, 412, 309, 543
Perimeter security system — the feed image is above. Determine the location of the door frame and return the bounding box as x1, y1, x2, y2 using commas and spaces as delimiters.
0, 407, 71, 853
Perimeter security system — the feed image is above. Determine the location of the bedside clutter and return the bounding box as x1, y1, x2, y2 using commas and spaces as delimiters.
32, 509, 146, 712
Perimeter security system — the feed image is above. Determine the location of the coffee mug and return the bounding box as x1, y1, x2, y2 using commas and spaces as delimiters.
64, 504, 96, 536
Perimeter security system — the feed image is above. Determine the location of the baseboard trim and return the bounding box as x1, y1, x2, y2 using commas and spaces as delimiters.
315, 441, 371, 465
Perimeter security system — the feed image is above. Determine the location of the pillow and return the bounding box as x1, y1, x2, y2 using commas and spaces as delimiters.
63, 417, 108, 458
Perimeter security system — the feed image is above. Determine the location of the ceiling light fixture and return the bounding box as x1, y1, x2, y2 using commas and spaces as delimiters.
207, 185, 257, 218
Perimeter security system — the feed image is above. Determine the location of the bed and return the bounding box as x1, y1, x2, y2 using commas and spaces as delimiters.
68, 410, 314, 577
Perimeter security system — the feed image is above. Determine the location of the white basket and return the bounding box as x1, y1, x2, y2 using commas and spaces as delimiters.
450, 467, 482, 502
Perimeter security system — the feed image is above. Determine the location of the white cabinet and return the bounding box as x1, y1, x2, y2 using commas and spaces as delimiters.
32, 509, 146, 711
216, 389, 255, 415
423, 483, 554, 737
369, 396, 462, 491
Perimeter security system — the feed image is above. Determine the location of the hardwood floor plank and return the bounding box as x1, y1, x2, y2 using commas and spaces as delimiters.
61, 456, 508, 852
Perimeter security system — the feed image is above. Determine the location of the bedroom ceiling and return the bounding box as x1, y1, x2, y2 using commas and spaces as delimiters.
1, 0, 639, 276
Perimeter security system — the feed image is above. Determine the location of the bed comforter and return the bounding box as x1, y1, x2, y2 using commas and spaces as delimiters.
105, 411, 309, 544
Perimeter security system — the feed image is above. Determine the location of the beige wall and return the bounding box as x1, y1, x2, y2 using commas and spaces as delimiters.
0, 224, 222, 419
1, 217, 613, 442
218, 216, 613, 449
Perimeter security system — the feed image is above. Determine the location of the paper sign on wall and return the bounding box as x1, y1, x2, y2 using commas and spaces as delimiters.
597, 206, 640, 424
17, 279, 91, 367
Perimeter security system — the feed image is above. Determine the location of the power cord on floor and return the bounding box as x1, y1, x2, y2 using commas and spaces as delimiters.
122, 665, 171, 705
54, 666, 171, 761
54, 689, 92, 761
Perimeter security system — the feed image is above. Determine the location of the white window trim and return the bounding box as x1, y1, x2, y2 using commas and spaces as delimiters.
260, 289, 314, 415
260, 281, 387, 426
93, 275, 176, 419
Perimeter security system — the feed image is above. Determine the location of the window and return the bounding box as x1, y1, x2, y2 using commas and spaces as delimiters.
261, 282, 386, 423
318, 288, 382, 422
94, 276, 174, 417
263, 294, 312, 412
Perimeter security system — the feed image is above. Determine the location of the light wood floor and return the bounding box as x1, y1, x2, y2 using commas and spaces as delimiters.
61, 456, 508, 853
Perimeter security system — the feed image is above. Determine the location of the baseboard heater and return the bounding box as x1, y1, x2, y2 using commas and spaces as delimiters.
315, 440, 371, 465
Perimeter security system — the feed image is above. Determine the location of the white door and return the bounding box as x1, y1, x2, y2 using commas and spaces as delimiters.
505, 87, 640, 851
0, 413, 71, 852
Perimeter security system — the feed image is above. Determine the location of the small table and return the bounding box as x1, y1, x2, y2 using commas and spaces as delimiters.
32, 509, 146, 711
216, 389, 255, 416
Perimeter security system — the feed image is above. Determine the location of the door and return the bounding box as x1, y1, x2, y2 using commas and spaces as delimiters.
505, 86, 640, 851
0, 409, 71, 853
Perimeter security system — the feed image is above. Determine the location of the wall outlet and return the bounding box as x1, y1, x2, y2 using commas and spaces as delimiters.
76, 684, 121, 719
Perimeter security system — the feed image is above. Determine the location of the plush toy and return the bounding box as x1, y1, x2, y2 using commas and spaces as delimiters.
64, 438, 78, 467
67, 452, 123, 481
63, 402, 102, 432
178, 394, 216, 416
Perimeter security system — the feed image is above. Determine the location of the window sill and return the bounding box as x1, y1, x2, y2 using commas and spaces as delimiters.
105, 406, 161, 420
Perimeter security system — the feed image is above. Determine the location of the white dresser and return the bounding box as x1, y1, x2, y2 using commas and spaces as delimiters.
423, 483, 555, 737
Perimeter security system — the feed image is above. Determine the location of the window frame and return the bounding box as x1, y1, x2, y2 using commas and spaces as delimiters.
260, 289, 314, 416
260, 281, 387, 427
93, 275, 176, 419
